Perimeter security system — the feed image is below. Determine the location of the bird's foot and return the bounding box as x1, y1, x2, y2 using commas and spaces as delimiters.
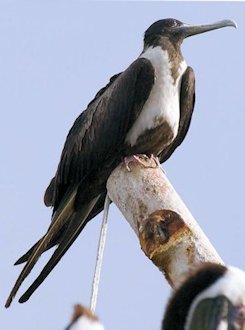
124, 154, 160, 172
149, 154, 166, 174
149, 154, 161, 167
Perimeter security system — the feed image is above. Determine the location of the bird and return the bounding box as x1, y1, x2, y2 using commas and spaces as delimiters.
65, 304, 104, 330
162, 263, 245, 330
5, 18, 236, 307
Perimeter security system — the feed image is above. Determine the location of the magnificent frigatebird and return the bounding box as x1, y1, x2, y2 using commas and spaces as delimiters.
5, 18, 236, 307
162, 263, 245, 330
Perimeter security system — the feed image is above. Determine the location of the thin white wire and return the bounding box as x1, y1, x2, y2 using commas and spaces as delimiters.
90, 193, 110, 313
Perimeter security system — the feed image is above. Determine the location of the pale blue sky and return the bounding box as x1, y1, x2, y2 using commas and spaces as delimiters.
1, 2, 245, 330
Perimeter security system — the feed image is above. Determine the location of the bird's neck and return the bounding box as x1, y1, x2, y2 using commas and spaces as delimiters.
140, 42, 185, 84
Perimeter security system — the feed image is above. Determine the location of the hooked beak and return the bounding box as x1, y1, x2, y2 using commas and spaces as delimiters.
178, 19, 237, 39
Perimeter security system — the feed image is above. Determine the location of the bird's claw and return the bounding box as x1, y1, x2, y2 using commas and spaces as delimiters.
149, 154, 161, 167
124, 154, 160, 172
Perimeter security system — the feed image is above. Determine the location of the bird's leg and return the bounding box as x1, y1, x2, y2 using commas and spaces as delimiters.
124, 154, 160, 172
149, 154, 167, 174
124, 154, 149, 171
149, 154, 161, 167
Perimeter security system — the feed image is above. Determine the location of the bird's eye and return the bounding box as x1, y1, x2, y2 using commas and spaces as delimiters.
164, 19, 179, 28
172, 20, 177, 27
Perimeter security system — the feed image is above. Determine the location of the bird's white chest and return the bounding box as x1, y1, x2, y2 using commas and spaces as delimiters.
126, 46, 187, 146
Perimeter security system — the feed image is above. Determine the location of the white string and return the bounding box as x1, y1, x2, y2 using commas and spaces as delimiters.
90, 193, 110, 313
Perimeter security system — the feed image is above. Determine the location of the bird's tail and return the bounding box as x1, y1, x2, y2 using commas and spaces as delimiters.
14, 193, 107, 265
14, 236, 57, 266
5, 185, 100, 308
18, 196, 100, 304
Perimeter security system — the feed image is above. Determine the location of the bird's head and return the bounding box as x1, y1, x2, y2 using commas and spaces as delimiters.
144, 18, 237, 49
162, 263, 245, 330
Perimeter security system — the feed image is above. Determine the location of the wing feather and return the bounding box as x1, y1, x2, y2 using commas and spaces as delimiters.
53, 57, 155, 209
7, 58, 155, 306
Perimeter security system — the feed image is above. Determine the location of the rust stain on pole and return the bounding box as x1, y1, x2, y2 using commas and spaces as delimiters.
138, 210, 186, 256
138, 209, 212, 287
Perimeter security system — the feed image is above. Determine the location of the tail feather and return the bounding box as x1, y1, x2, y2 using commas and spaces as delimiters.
14, 193, 107, 265
18, 195, 101, 303
5, 186, 78, 308
14, 237, 57, 266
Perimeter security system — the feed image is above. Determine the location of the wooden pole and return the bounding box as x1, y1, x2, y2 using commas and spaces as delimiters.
106, 156, 223, 288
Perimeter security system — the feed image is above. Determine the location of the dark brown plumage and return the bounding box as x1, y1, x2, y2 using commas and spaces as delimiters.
162, 263, 245, 330
6, 18, 235, 307
163, 263, 226, 330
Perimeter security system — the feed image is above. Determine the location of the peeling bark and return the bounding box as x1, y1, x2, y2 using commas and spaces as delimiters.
106, 156, 223, 288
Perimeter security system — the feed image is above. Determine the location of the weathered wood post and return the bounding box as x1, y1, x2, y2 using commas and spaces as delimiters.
107, 157, 223, 288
